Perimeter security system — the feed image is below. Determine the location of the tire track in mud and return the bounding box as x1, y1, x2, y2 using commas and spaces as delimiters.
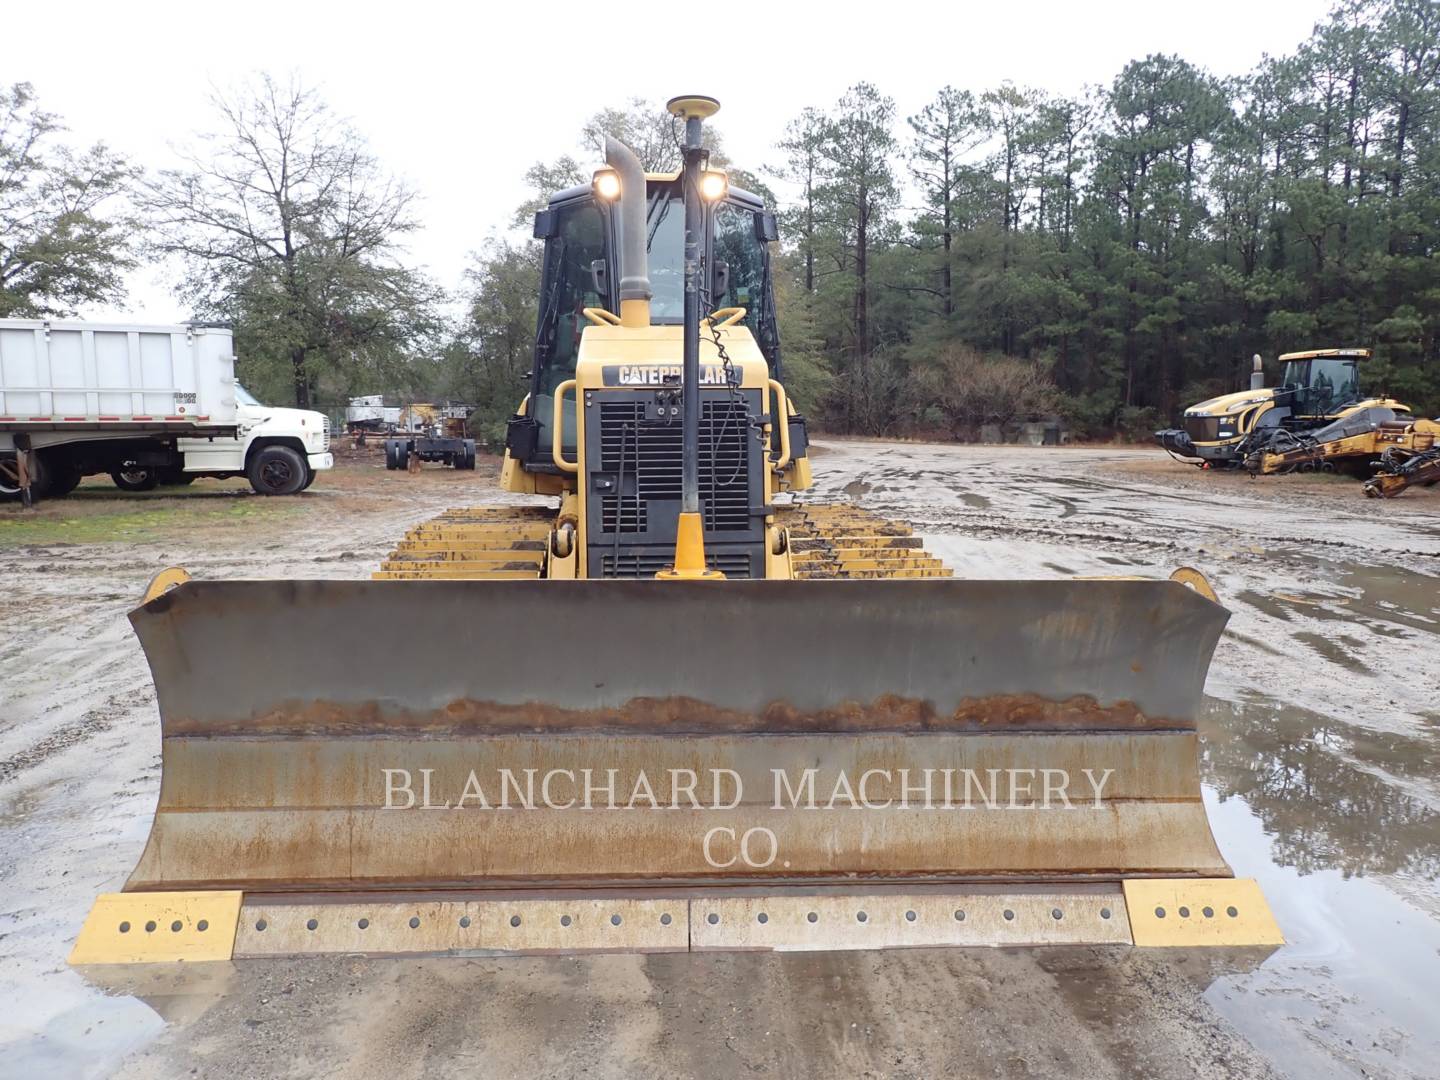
0, 688, 151, 785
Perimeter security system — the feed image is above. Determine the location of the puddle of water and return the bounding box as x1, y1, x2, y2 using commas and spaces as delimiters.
1199, 694, 1440, 1078
1202, 787, 1440, 1079
0, 750, 166, 1077
1201, 697, 1440, 878
0, 966, 166, 1080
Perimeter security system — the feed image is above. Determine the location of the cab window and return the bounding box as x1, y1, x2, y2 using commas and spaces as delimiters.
713, 201, 765, 313
646, 193, 685, 321
643, 193, 767, 322
1309, 358, 1358, 408
1284, 357, 1360, 415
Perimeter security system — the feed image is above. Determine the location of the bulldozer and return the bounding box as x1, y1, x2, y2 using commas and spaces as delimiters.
1155, 349, 1410, 466
70, 97, 1280, 965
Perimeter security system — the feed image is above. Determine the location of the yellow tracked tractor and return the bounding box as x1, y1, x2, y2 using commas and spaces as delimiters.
1156, 349, 1410, 467
71, 97, 1279, 966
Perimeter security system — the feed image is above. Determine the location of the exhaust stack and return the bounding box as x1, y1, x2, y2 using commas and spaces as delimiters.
1250, 354, 1264, 390
605, 137, 651, 328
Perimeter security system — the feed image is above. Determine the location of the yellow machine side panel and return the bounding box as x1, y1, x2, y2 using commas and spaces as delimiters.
501, 451, 570, 495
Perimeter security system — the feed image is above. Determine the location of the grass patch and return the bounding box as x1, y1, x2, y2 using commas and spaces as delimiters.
0, 495, 301, 546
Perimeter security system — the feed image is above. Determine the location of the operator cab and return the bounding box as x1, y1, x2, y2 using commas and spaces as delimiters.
509, 176, 781, 469
1277, 349, 1367, 419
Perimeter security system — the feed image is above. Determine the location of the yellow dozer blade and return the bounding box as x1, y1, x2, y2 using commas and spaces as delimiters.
70, 577, 1281, 963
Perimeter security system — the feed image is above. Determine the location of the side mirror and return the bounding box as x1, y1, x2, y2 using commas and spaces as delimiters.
754, 212, 779, 243
533, 209, 558, 240
712, 259, 730, 303
590, 259, 609, 298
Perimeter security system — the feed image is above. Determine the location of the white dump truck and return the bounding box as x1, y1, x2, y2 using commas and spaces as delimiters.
0, 319, 332, 501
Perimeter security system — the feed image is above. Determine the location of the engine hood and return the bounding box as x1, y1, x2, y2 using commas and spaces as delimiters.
238, 404, 326, 430
1185, 388, 1276, 417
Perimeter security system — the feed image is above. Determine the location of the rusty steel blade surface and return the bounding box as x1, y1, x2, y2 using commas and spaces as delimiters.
125, 578, 1232, 893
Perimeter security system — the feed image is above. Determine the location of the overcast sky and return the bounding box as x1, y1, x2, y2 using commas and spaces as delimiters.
11, 0, 1337, 324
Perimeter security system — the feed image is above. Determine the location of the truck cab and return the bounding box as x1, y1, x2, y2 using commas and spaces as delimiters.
168, 384, 334, 493
1276, 349, 1365, 419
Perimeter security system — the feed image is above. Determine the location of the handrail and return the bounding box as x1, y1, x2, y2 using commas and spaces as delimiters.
582, 307, 623, 326
551, 380, 579, 473
704, 307, 747, 329
768, 379, 792, 471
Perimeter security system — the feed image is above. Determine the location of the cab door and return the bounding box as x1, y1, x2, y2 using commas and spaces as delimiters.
527, 197, 611, 468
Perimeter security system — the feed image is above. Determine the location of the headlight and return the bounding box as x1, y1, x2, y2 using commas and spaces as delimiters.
700, 171, 728, 201
593, 170, 621, 200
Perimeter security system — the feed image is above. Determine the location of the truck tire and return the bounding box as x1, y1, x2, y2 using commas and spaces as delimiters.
384, 440, 402, 470
0, 453, 22, 502
457, 440, 477, 470
112, 466, 160, 492
0, 451, 45, 501
301, 466, 316, 490
248, 445, 307, 495
43, 453, 83, 498
159, 468, 196, 486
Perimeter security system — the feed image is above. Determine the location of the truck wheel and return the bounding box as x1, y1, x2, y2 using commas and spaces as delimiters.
24, 452, 51, 500
248, 446, 307, 495
112, 466, 160, 492
1, 452, 28, 502
43, 453, 83, 498
384, 440, 401, 470
301, 466, 316, 490
458, 440, 477, 470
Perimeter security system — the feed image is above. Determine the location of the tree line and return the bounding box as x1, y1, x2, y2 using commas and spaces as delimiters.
768, 0, 1440, 437
3, 0, 1437, 440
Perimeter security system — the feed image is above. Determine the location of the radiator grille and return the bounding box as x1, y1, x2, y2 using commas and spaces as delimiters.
598, 400, 752, 534
597, 550, 754, 578
1183, 415, 1221, 443
322, 416, 331, 451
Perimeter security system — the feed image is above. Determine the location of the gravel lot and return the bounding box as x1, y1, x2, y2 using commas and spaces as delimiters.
2, 441, 1436, 1079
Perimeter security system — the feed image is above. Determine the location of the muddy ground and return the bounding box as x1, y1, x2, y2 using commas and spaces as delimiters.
1, 441, 1436, 1080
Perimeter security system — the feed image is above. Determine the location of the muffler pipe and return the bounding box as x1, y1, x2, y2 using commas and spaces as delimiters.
605, 137, 651, 328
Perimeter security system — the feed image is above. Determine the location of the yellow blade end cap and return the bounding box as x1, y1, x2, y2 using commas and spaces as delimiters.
69, 891, 243, 965
1123, 878, 1283, 947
